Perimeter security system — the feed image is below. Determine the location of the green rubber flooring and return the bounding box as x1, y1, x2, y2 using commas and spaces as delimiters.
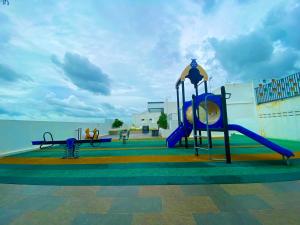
0, 134, 300, 185
10, 135, 300, 158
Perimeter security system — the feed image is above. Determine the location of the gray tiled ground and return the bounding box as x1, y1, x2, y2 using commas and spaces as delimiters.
97, 186, 139, 197
194, 211, 262, 225
109, 197, 162, 213
0, 208, 25, 225
72, 213, 132, 225
1, 181, 300, 225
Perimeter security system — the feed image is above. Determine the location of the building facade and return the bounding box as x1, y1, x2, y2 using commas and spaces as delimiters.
132, 101, 178, 129
132, 102, 164, 129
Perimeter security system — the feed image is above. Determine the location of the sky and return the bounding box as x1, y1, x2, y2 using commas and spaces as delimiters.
0, 0, 299, 123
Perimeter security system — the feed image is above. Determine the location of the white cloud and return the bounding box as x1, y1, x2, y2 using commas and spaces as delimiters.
0, 0, 298, 122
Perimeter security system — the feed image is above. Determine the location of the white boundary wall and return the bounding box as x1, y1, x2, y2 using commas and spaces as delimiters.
256, 96, 300, 141
213, 82, 259, 134
0, 120, 111, 156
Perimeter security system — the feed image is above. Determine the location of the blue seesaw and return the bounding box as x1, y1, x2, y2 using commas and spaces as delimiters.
32, 132, 111, 159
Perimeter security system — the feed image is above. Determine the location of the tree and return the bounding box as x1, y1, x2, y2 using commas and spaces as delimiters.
112, 119, 123, 128
157, 112, 168, 130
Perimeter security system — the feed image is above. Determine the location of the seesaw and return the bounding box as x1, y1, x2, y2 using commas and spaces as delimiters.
32, 132, 111, 158
32, 138, 112, 147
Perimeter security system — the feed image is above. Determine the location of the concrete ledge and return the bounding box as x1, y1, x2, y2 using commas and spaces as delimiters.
0, 147, 36, 157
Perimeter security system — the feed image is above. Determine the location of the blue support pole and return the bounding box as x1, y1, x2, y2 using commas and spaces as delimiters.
221, 86, 231, 164
181, 81, 188, 148
176, 86, 182, 146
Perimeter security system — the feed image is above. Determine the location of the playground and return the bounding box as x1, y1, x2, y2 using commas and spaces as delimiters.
0, 56, 299, 225
0, 135, 299, 185
2, 1, 300, 224
1, 59, 299, 186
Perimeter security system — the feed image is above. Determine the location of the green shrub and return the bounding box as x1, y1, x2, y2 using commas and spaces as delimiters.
112, 119, 123, 128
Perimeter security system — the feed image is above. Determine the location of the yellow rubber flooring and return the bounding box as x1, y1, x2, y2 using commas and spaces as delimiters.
42, 144, 263, 152
1, 152, 299, 165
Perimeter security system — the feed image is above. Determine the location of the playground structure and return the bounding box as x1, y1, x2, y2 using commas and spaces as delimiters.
166, 59, 295, 164
32, 131, 111, 158
119, 129, 130, 144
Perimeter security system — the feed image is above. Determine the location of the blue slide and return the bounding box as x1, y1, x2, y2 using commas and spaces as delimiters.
166, 124, 193, 148
228, 124, 294, 158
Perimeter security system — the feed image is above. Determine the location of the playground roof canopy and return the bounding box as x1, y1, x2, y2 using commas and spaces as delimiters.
176, 60, 208, 88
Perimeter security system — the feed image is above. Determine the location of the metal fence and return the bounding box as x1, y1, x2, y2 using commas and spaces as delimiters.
255, 72, 300, 104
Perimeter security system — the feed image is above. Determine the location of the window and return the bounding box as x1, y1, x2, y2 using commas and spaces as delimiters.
148, 108, 164, 113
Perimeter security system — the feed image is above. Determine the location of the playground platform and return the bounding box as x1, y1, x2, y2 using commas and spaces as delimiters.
0, 134, 299, 186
